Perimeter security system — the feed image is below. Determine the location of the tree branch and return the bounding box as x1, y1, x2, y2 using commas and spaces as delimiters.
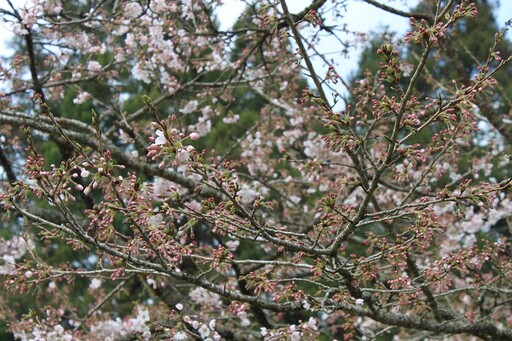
364, 0, 434, 21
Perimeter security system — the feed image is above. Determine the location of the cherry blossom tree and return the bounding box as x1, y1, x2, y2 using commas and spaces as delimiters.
0, 0, 511, 340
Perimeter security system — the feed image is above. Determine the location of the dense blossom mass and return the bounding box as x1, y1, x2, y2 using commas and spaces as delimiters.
0, 0, 511, 340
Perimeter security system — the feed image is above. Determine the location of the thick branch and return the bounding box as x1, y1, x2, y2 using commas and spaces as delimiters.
367, 308, 512, 340
0, 144, 17, 185
364, 0, 434, 21
0, 111, 223, 201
